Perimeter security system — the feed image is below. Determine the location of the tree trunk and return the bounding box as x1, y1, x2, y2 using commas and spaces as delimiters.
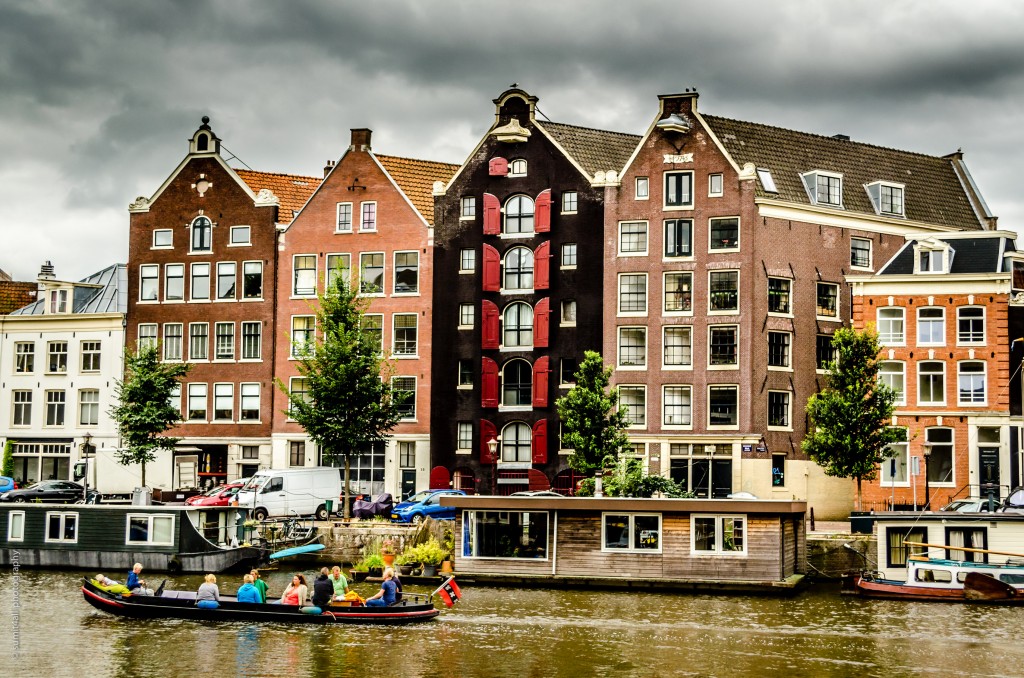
343, 455, 351, 520
141, 459, 147, 488
855, 475, 862, 512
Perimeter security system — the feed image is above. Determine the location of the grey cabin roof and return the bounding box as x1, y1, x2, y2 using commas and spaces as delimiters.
10, 263, 127, 315
538, 121, 641, 177
879, 235, 1015, 276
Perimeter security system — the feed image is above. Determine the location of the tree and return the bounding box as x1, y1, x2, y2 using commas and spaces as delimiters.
802, 326, 904, 511
110, 345, 190, 487
2, 439, 14, 479
277, 273, 403, 519
555, 351, 630, 477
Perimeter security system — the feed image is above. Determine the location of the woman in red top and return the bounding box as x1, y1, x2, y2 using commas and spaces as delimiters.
279, 574, 308, 606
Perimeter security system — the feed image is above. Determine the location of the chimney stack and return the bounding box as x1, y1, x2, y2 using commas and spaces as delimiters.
350, 128, 372, 152
38, 261, 55, 280
324, 160, 335, 178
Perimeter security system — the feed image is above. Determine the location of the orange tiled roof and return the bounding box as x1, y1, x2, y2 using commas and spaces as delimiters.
235, 169, 322, 225
0, 281, 38, 314
377, 155, 460, 225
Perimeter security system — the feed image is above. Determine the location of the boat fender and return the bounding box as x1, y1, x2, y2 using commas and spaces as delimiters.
197, 600, 220, 610
299, 606, 322, 615
167, 558, 182, 574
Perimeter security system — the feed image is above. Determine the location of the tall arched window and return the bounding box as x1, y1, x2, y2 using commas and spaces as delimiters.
504, 195, 535, 234
501, 422, 532, 462
502, 359, 533, 407
191, 216, 212, 252
503, 302, 533, 348
503, 246, 534, 290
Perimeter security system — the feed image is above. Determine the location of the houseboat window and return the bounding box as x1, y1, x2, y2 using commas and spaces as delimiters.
126, 514, 175, 546
602, 513, 661, 553
45, 512, 78, 543
914, 568, 952, 583
999, 574, 1024, 585
691, 515, 745, 555
945, 527, 986, 563
7, 511, 25, 541
462, 510, 549, 559
886, 527, 926, 567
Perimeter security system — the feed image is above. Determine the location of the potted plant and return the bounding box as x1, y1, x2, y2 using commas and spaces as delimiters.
381, 538, 397, 567
357, 553, 385, 577
395, 550, 417, 576
415, 537, 446, 577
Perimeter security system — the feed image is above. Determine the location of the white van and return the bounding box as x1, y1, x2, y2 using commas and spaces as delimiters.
235, 467, 341, 520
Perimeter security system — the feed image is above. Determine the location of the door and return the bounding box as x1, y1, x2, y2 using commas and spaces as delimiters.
979, 447, 1001, 501
401, 470, 417, 500
711, 459, 733, 498
240, 464, 258, 478
261, 476, 286, 516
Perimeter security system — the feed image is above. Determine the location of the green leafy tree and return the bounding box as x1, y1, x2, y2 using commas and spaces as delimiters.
277, 273, 402, 519
110, 345, 190, 486
555, 351, 630, 477
2, 440, 14, 478
802, 326, 904, 511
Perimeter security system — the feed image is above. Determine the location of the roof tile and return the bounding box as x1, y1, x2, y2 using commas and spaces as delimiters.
538, 121, 640, 177
235, 169, 321, 224
377, 155, 460, 225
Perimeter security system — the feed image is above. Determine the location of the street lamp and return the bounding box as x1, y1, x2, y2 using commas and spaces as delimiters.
81, 432, 93, 502
923, 443, 932, 511
487, 437, 499, 496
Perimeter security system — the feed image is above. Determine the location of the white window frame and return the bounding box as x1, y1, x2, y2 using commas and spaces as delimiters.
865, 181, 906, 217
662, 385, 692, 429
708, 173, 724, 197
663, 271, 693, 315
618, 221, 649, 256
508, 158, 527, 177
957, 361, 986, 406
292, 254, 317, 297
917, 361, 946, 406
616, 327, 647, 370
600, 512, 663, 554
878, 361, 906, 406
44, 511, 78, 544
663, 171, 694, 210
917, 307, 945, 346
326, 253, 351, 292
79, 389, 100, 427
617, 272, 648, 316
287, 377, 308, 421
459, 197, 475, 220
707, 384, 739, 429
881, 433, 910, 487
242, 260, 263, 300
228, 225, 251, 246
187, 383, 208, 422
240, 321, 262, 360
392, 375, 417, 421
802, 170, 843, 208
707, 325, 739, 369
213, 382, 234, 421
850, 237, 872, 270
560, 243, 577, 270
215, 261, 236, 301
125, 514, 175, 546
188, 322, 209, 362
560, 299, 577, 326
7, 510, 25, 541
393, 250, 420, 296
767, 390, 792, 431
635, 176, 649, 200
336, 202, 353, 232
163, 323, 183, 362
708, 269, 739, 313
708, 216, 740, 252
662, 326, 693, 370
767, 331, 792, 371
691, 514, 747, 556
359, 251, 385, 296
957, 306, 986, 346
878, 307, 905, 346
81, 340, 102, 372
290, 315, 316, 358
457, 422, 473, 452
152, 229, 173, 249
458, 303, 475, 330
360, 201, 377, 232
618, 385, 646, 428
561, 191, 578, 214
240, 382, 261, 422
815, 282, 840, 321
139, 264, 159, 302
190, 262, 210, 301
392, 313, 418, 358
459, 248, 476, 274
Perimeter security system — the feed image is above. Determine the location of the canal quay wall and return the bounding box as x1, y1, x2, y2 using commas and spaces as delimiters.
806, 527, 874, 579
313, 522, 438, 566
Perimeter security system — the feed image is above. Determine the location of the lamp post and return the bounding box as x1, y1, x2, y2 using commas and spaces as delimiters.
81, 432, 93, 502
923, 443, 932, 511
488, 437, 498, 496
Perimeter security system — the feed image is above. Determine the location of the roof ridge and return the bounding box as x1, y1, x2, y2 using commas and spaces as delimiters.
376, 153, 461, 169
539, 119, 641, 141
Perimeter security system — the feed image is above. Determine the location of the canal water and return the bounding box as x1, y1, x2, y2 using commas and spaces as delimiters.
2, 568, 1023, 677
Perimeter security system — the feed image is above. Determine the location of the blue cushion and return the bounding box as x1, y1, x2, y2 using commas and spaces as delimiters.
299, 606, 322, 615
197, 600, 220, 609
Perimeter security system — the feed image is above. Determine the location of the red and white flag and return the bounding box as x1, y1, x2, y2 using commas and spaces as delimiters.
433, 577, 462, 608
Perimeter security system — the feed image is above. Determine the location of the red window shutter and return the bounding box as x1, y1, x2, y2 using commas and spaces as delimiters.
481, 419, 498, 463
535, 189, 552, 233
534, 241, 550, 291
534, 297, 550, 348
481, 357, 498, 408
532, 356, 550, 408
482, 243, 500, 292
483, 193, 500, 235
481, 299, 499, 349
532, 419, 548, 464
488, 158, 508, 177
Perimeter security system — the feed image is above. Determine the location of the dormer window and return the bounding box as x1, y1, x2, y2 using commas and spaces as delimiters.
866, 181, 905, 217
508, 159, 527, 177
802, 171, 843, 207
48, 289, 68, 314
915, 241, 952, 274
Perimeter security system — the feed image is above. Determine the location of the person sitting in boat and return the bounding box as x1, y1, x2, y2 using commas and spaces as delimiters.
196, 573, 221, 608
280, 574, 308, 606
127, 563, 153, 596
250, 569, 268, 603
365, 567, 397, 607
236, 574, 261, 604
96, 574, 119, 587
311, 567, 334, 610
330, 565, 349, 599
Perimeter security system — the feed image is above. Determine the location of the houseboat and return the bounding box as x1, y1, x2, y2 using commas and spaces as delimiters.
442, 495, 807, 593
0, 503, 262, 573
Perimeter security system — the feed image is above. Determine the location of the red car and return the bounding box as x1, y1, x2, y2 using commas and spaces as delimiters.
185, 480, 247, 507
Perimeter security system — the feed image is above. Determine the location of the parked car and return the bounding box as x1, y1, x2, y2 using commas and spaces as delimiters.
391, 489, 466, 524
185, 480, 248, 507
940, 498, 992, 513
0, 476, 17, 494
509, 490, 565, 497
0, 480, 86, 503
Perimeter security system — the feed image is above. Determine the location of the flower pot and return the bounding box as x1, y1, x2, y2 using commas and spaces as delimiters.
440, 560, 454, 575
399, 565, 413, 576
421, 564, 437, 577
382, 552, 396, 567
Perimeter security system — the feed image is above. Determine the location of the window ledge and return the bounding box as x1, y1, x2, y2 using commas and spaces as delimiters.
392, 292, 421, 297
498, 406, 533, 413
767, 366, 794, 373
816, 316, 841, 323
392, 355, 420, 360
617, 312, 648, 318
617, 251, 649, 257
661, 365, 693, 371
239, 298, 264, 303
499, 233, 535, 240
661, 311, 694, 317
708, 247, 741, 254
707, 365, 739, 371
767, 426, 794, 432
663, 205, 695, 212
616, 365, 648, 371
456, 385, 473, 390
559, 265, 577, 271
458, 270, 475, 275
767, 312, 794, 319
455, 449, 472, 455
458, 325, 474, 331
226, 243, 252, 248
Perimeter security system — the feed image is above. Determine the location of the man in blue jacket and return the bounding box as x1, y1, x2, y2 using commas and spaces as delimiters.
127, 563, 153, 595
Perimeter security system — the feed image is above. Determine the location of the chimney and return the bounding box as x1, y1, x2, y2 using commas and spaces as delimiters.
38, 261, 55, 280
324, 160, 335, 178
350, 128, 372, 152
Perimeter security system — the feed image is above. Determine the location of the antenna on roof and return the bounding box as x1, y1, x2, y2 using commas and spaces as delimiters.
221, 144, 254, 171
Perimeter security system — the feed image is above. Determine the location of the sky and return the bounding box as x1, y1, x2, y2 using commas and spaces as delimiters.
2, 0, 1023, 282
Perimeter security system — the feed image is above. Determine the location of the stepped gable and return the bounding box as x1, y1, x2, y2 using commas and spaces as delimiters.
377, 155, 460, 225
235, 169, 321, 224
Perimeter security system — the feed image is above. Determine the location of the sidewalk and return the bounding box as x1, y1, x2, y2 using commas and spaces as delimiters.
809, 520, 851, 534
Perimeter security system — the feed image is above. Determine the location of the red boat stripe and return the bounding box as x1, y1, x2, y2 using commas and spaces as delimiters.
83, 587, 125, 608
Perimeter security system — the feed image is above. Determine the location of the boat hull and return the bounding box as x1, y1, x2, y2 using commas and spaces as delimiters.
852, 575, 1024, 605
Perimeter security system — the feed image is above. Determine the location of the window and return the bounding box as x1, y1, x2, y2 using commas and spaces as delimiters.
362, 314, 383, 354
394, 252, 419, 294
559, 358, 577, 386
458, 360, 474, 388
851, 238, 872, 268
709, 271, 738, 311
7, 511, 25, 541
187, 384, 208, 421
803, 171, 842, 206
757, 168, 778, 193
771, 455, 786, 487
618, 327, 647, 368
502, 302, 533, 348
243, 261, 262, 299
293, 255, 316, 296
918, 248, 946, 273
12, 391, 31, 426
503, 247, 534, 291
241, 445, 259, 460
138, 324, 158, 352
881, 437, 909, 486
664, 219, 692, 258
291, 316, 315, 357
816, 282, 838, 318
45, 390, 65, 426
635, 177, 649, 200
508, 159, 527, 176
457, 422, 473, 451
191, 263, 210, 300
48, 289, 68, 313
664, 272, 693, 313
288, 378, 308, 418
709, 217, 739, 250
229, 225, 250, 245
153, 229, 173, 248
15, 342, 34, 373
561, 191, 577, 213
957, 307, 985, 344
664, 172, 693, 208
946, 527, 987, 563
463, 510, 550, 559
45, 512, 78, 543
767, 278, 791, 314
918, 361, 945, 405
360, 202, 377, 231
618, 273, 647, 314
398, 441, 416, 468
501, 360, 532, 407
393, 314, 418, 356
958, 362, 986, 405
878, 361, 906, 405
215, 322, 234, 360
886, 527, 926, 567
241, 321, 261, 360
603, 513, 661, 552
619, 386, 646, 427
878, 308, 905, 345
140, 264, 159, 301
708, 386, 738, 426
47, 341, 68, 373
917, 308, 945, 345
767, 331, 791, 368
326, 253, 351, 292
81, 341, 101, 372
459, 248, 476, 273
663, 327, 692, 367
216, 262, 236, 300
925, 427, 954, 485
560, 300, 577, 325
709, 326, 737, 366
336, 203, 353, 232
165, 264, 184, 301
163, 324, 183, 361
504, 195, 534, 234
881, 185, 904, 216
459, 303, 475, 329
213, 383, 233, 421
663, 386, 692, 426
190, 216, 212, 252
618, 222, 648, 254
692, 515, 745, 554
561, 243, 577, 268
460, 197, 475, 219
289, 441, 306, 467
168, 385, 181, 420
501, 422, 532, 462
768, 391, 791, 428
126, 514, 174, 546
360, 253, 384, 294
708, 173, 724, 196
189, 323, 209, 361
240, 383, 260, 421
